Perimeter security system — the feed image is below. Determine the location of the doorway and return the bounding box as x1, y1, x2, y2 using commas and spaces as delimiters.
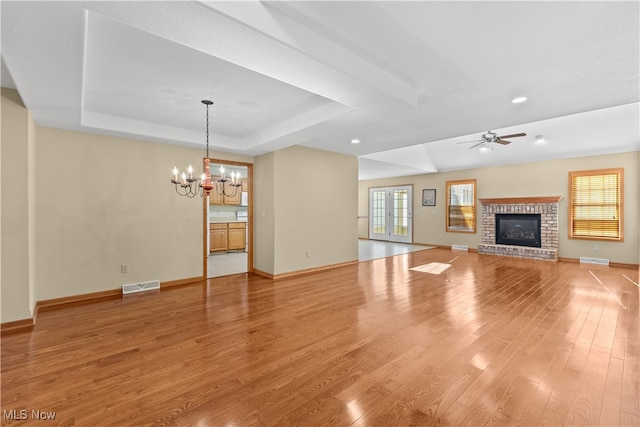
368, 186, 413, 243
204, 159, 253, 278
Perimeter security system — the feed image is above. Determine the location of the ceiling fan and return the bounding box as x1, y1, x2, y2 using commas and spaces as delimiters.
457, 131, 526, 150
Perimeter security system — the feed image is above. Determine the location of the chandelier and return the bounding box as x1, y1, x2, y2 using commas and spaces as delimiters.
170, 100, 242, 198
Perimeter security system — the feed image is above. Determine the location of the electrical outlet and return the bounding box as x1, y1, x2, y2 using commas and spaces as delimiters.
121, 264, 128, 273
306, 250, 311, 258
594, 245, 600, 251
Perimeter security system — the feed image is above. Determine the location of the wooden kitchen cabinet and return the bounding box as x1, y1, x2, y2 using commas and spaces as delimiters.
210, 223, 227, 252
241, 179, 248, 192
209, 179, 241, 205
223, 182, 241, 205
228, 222, 246, 251
208, 184, 223, 205
210, 222, 246, 252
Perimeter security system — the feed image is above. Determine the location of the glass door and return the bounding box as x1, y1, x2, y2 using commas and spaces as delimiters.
368, 186, 413, 243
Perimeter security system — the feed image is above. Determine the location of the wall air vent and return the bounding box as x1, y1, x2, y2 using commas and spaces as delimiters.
452, 245, 469, 251
122, 280, 160, 295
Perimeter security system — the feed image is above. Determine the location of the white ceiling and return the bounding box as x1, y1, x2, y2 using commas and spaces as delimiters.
1, 1, 638, 180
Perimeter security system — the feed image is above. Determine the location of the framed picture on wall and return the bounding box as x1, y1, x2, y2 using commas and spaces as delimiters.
422, 189, 436, 206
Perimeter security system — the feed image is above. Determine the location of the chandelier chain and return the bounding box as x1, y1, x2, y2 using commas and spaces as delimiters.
205, 102, 210, 159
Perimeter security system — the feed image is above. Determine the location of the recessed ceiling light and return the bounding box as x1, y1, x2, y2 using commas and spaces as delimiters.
511, 96, 528, 104
479, 146, 490, 152
350, 139, 360, 144
535, 135, 546, 144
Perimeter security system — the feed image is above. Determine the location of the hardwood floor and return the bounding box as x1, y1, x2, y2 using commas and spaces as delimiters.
1, 249, 639, 426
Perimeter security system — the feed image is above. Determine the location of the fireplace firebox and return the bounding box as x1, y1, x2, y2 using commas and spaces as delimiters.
495, 213, 541, 248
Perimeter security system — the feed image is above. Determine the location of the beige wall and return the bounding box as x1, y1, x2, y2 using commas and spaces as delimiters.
255, 146, 358, 276
27, 93, 37, 313
1, 89, 35, 322
359, 151, 639, 264
34, 128, 254, 302
253, 152, 275, 273
35, 127, 205, 301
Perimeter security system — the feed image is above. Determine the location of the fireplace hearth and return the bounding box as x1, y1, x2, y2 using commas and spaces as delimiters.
495, 213, 541, 248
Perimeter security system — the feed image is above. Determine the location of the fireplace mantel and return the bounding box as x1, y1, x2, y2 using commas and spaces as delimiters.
479, 196, 563, 205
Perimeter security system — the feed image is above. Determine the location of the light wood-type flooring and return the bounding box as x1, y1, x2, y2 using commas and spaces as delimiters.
1, 248, 639, 426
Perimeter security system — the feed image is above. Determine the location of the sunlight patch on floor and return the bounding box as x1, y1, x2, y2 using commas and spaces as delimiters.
410, 262, 451, 274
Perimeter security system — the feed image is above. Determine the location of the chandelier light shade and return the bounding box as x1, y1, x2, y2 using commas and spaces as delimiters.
171, 100, 241, 198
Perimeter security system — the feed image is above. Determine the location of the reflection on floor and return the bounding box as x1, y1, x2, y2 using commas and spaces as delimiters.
358, 239, 433, 262
208, 241, 432, 277
208, 252, 247, 278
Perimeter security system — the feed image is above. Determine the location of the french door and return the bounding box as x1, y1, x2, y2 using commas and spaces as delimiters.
369, 186, 413, 243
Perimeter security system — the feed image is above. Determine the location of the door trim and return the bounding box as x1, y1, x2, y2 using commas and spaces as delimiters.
203, 158, 253, 279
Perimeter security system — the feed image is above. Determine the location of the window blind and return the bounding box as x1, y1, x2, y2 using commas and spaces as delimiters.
569, 169, 622, 240
448, 206, 475, 229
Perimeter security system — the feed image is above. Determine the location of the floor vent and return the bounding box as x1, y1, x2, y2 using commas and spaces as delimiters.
122, 280, 160, 295
580, 257, 609, 266
452, 245, 469, 251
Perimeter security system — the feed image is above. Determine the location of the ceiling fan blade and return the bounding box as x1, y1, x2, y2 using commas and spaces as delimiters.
495, 139, 512, 145
497, 132, 526, 139
468, 142, 485, 149
457, 139, 483, 144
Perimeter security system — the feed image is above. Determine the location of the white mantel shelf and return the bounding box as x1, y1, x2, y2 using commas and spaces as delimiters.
479, 196, 563, 205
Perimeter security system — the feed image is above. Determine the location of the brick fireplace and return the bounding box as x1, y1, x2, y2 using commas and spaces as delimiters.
478, 196, 562, 261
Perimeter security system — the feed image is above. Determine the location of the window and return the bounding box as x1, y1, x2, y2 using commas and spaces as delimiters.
446, 179, 476, 233
569, 168, 623, 241
372, 190, 386, 235
393, 189, 408, 236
